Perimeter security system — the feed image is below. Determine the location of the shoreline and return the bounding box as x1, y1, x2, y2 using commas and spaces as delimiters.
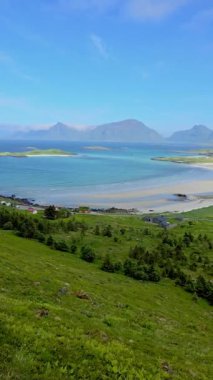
25, 154, 72, 157
1, 178, 212, 214
85, 179, 213, 212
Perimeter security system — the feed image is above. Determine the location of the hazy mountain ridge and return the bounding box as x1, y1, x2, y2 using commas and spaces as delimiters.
14, 123, 81, 140
9, 119, 164, 143
88, 119, 163, 142
168, 125, 213, 144
0, 120, 213, 144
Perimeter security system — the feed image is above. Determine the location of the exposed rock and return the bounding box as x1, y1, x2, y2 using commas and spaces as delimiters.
75, 290, 90, 300
36, 309, 49, 318
33, 281, 41, 286
161, 362, 173, 374
58, 287, 69, 296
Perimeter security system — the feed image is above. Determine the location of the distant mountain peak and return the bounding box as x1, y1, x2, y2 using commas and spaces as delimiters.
51, 122, 69, 129
90, 119, 163, 142
169, 124, 213, 144
191, 124, 210, 131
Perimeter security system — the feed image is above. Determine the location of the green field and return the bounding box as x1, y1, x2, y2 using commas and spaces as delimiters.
0, 206, 212, 379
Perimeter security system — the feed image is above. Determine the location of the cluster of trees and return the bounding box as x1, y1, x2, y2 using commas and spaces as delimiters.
44, 205, 70, 220
100, 232, 213, 304
0, 207, 53, 239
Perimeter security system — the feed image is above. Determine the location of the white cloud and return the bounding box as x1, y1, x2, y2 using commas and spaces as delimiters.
90, 34, 109, 59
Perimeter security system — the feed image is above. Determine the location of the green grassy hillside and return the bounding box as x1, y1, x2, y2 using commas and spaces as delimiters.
0, 230, 212, 379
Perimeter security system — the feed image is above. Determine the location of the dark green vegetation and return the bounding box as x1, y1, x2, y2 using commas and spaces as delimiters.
0, 149, 74, 157
0, 206, 212, 379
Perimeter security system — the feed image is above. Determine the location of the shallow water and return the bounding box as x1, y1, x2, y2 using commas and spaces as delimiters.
0, 140, 212, 206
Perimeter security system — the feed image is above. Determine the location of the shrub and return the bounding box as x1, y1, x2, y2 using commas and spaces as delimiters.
46, 235, 55, 247
81, 245, 96, 263
3, 221, 13, 230
102, 225, 112, 238
101, 254, 115, 273
55, 240, 69, 252
35, 232, 46, 243
70, 243, 77, 254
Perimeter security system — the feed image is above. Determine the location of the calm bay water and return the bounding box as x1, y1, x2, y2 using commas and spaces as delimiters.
0, 140, 212, 206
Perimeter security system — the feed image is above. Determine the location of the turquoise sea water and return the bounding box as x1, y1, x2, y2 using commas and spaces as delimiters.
0, 140, 212, 207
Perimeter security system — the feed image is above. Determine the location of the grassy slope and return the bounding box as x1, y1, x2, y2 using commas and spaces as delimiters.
0, 231, 212, 380
52, 213, 213, 274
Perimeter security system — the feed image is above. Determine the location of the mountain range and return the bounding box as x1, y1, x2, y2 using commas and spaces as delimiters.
12, 119, 163, 143
0, 119, 213, 144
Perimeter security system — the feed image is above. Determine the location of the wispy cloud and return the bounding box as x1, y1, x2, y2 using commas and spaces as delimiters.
0, 50, 37, 82
90, 34, 109, 59
50, 0, 190, 21
124, 0, 190, 21
0, 94, 28, 109
183, 7, 213, 30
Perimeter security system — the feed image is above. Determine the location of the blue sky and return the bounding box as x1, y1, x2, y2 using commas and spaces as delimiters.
0, 0, 213, 135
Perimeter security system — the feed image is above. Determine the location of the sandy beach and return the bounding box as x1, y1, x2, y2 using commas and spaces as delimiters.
85, 179, 213, 213
26, 154, 72, 157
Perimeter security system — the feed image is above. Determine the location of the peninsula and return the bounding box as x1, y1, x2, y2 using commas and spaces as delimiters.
152, 156, 213, 164
152, 149, 213, 167
0, 149, 75, 157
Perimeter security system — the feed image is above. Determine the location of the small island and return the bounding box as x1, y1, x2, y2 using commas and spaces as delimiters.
152, 148, 213, 166
0, 149, 75, 158
152, 156, 213, 165
83, 146, 111, 151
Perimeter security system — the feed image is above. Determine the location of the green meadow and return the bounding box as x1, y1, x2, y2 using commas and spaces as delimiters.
0, 206, 212, 379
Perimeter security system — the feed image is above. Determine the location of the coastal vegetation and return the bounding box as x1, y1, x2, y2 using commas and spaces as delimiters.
0, 149, 75, 157
0, 204, 212, 378
152, 149, 213, 165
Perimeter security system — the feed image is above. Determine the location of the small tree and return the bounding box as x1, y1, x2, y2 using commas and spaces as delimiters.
70, 243, 77, 254
81, 245, 96, 263
44, 205, 57, 220
101, 254, 115, 273
102, 225, 112, 238
46, 235, 55, 247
